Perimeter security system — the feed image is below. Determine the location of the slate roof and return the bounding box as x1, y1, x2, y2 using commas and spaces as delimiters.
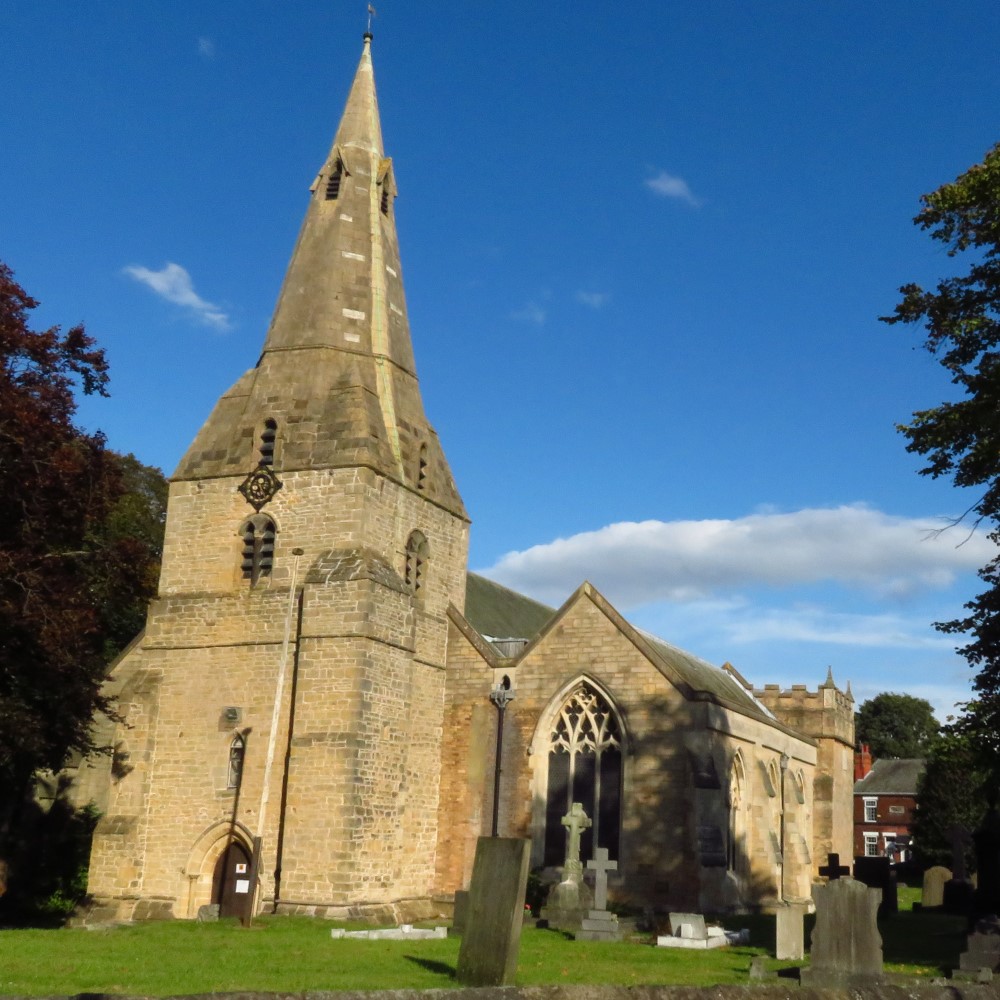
462, 574, 781, 730
464, 572, 555, 641
854, 757, 925, 795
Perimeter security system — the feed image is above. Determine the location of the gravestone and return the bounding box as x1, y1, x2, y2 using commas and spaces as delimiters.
576, 847, 622, 941
448, 889, 469, 937
958, 915, 1000, 974
540, 802, 594, 929
853, 855, 898, 917
973, 805, 1000, 917
922, 865, 952, 908
775, 902, 806, 960
656, 912, 741, 949
456, 836, 531, 987
818, 853, 850, 880
800, 877, 883, 987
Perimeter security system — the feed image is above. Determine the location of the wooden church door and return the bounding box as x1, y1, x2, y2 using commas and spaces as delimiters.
213, 840, 252, 918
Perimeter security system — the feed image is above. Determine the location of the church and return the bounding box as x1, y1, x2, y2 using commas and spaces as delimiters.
79, 34, 855, 923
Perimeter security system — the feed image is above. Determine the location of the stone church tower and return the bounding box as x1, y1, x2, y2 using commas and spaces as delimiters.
86, 34, 470, 921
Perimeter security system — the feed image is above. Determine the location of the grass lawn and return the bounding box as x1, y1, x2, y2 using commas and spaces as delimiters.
0, 909, 969, 997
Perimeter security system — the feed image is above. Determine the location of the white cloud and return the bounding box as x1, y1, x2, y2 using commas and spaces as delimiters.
511, 301, 547, 326
481, 505, 995, 608
644, 170, 700, 206
576, 291, 610, 309
198, 37, 216, 60
124, 262, 231, 330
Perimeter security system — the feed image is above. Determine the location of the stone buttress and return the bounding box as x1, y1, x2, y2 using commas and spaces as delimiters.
86, 34, 469, 921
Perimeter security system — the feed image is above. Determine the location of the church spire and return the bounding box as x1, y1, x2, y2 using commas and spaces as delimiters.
174, 35, 465, 520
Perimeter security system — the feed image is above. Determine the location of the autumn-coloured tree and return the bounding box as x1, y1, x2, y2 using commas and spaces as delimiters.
0, 263, 165, 838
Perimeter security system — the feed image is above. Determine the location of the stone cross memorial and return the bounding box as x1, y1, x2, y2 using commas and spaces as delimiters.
576, 847, 622, 942
456, 837, 531, 987
540, 803, 594, 929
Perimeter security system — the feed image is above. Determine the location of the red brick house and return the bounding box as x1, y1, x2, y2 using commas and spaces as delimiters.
853, 748, 925, 861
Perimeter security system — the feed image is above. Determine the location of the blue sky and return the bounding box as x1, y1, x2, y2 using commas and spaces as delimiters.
4, 2, 1000, 721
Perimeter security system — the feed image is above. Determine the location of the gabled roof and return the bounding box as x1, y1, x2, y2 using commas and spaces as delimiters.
455, 576, 796, 738
854, 757, 925, 795
464, 572, 555, 641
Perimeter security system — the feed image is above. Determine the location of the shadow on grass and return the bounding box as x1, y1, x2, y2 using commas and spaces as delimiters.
403, 956, 456, 979
879, 910, 967, 972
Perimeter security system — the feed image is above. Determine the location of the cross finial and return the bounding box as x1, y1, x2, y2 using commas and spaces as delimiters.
366, 3, 376, 35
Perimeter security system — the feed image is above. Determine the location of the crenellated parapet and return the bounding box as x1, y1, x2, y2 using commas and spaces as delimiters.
753, 669, 855, 747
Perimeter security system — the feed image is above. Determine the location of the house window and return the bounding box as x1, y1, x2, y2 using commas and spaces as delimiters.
241, 515, 276, 585
864, 797, 877, 823
228, 735, 246, 790
260, 419, 277, 467
543, 682, 622, 865
405, 531, 429, 594
863, 833, 879, 857
882, 832, 896, 857
325, 159, 343, 200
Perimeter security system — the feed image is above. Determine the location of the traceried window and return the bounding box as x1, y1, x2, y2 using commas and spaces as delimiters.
325, 158, 344, 200
864, 797, 877, 823
241, 515, 276, 585
259, 419, 277, 467
228, 735, 245, 790
543, 682, 622, 865
405, 531, 429, 594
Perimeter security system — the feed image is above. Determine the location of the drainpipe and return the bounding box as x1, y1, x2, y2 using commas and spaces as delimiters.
489, 677, 515, 837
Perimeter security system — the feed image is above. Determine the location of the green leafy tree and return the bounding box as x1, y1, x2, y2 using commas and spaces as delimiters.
855, 692, 940, 759
912, 727, 988, 871
882, 141, 1000, 777
0, 262, 166, 861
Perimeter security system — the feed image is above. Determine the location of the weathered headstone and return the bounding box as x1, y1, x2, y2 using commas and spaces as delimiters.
922, 865, 952, 908
448, 889, 469, 937
456, 837, 531, 987
973, 805, 1000, 917
958, 915, 1000, 974
656, 912, 736, 949
196, 903, 219, 922
800, 877, 883, 987
853, 855, 898, 917
775, 902, 806, 960
540, 802, 594, 929
576, 847, 622, 942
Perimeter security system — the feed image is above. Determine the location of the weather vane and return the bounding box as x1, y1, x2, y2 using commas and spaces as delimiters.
367, 4, 376, 34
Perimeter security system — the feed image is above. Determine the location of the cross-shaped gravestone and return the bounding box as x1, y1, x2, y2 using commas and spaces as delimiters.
586, 847, 617, 911
561, 802, 592, 877
818, 853, 851, 880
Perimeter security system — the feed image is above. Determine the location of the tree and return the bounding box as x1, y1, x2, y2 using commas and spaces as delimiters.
882, 141, 1000, 777
0, 263, 165, 834
855, 692, 940, 759
911, 727, 988, 871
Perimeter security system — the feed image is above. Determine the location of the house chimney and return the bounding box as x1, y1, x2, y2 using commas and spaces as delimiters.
854, 743, 873, 780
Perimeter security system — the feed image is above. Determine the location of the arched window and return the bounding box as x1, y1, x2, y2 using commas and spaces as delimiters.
405, 530, 429, 594
241, 515, 276, 585
543, 681, 622, 865
259, 419, 277, 467
727, 752, 747, 874
228, 735, 246, 790
325, 158, 344, 200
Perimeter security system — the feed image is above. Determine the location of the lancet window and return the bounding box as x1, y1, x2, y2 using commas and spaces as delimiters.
727, 752, 747, 874
241, 515, 276, 585
325, 159, 344, 200
543, 682, 622, 865
405, 530, 429, 594
228, 735, 246, 790
259, 418, 277, 467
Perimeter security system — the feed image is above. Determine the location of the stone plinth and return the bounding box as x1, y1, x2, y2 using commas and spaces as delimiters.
775, 902, 806, 960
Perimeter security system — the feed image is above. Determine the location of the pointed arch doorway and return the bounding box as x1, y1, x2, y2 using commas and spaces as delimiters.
212, 840, 252, 918
543, 681, 623, 865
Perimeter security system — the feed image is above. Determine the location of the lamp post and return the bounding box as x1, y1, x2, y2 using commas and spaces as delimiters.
489, 678, 515, 837
779, 752, 790, 903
